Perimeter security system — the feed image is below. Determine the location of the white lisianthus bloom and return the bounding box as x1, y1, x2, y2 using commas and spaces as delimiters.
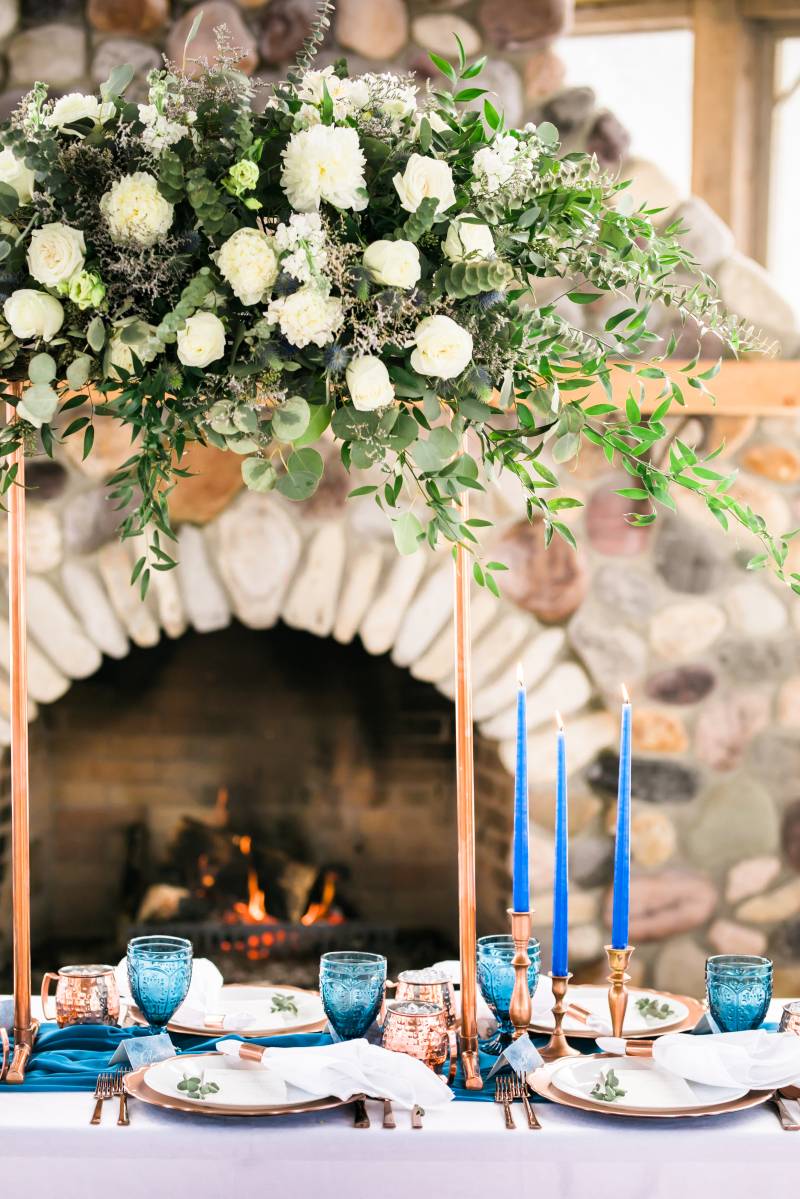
27, 222, 85, 287
107, 321, 162, 378
281, 125, 367, 213
176, 311, 226, 368
46, 93, 111, 133
137, 104, 189, 152
410, 314, 473, 380
267, 287, 343, 349
3, 289, 64, 342
300, 69, 369, 118
472, 134, 518, 193
0, 148, 36, 204
346, 355, 395, 412
392, 153, 456, 215
443, 215, 495, 262
217, 228, 279, 306
362, 239, 421, 289
100, 172, 174, 247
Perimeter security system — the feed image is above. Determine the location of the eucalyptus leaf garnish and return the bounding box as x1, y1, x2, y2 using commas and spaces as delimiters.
590, 1069, 627, 1104
270, 993, 300, 1018
177, 1071, 221, 1100
636, 996, 676, 1022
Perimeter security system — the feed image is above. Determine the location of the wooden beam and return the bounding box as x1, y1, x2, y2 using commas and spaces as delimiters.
740, 0, 800, 19
604, 359, 800, 414
574, 1, 691, 32
691, 1, 768, 258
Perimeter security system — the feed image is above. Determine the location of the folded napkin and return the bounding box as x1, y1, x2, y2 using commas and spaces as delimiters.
217, 1037, 454, 1110
597, 1030, 800, 1091
115, 957, 237, 1027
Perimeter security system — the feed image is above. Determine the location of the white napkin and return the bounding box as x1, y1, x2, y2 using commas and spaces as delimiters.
596, 1030, 800, 1091
217, 1037, 454, 1110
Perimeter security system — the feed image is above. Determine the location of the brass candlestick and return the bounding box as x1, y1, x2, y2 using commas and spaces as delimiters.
507, 909, 532, 1039
539, 973, 581, 1062
605, 944, 635, 1038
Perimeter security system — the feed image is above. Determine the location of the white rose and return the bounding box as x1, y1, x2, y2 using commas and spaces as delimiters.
281, 125, 367, 213
443, 215, 495, 262
176, 311, 226, 368
393, 153, 456, 215
362, 240, 421, 289
3, 289, 64, 342
410, 314, 473, 380
0, 148, 36, 204
217, 228, 279, 306
107, 321, 162, 378
346, 355, 395, 412
26, 222, 86, 288
46, 93, 110, 133
267, 286, 343, 349
100, 172, 174, 247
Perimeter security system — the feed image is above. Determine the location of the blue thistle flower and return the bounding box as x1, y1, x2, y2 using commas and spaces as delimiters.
324, 343, 351, 375
478, 290, 505, 311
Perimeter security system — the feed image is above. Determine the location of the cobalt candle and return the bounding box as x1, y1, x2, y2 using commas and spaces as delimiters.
512, 664, 529, 913
611, 685, 632, 949
552, 712, 569, 977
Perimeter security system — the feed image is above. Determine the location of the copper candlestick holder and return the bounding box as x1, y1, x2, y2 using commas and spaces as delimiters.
605, 944, 635, 1038
507, 909, 533, 1039
539, 973, 581, 1062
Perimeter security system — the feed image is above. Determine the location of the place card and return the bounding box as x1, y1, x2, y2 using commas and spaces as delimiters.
487, 1033, 543, 1079
110, 1033, 177, 1069
0, 997, 13, 1030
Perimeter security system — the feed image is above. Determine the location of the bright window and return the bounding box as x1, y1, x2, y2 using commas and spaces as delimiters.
768, 38, 800, 322
559, 30, 694, 195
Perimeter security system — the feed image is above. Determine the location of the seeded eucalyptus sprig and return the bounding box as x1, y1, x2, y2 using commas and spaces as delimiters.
636, 996, 676, 1022
590, 1069, 627, 1104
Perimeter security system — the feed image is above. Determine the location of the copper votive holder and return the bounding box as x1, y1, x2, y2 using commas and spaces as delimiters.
605, 944, 635, 1038
539, 973, 581, 1062
507, 909, 533, 1040
381, 1001, 450, 1072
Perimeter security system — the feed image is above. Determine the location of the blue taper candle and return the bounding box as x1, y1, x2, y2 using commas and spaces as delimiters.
552, 712, 569, 976
611, 685, 632, 949
512, 664, 529, 913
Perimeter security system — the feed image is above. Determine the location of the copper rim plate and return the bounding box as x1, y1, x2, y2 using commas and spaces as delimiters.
124, 1052, 353, 1118
529, 987, 705, 1040
127, 983, 327, 1039
528, 1054, 772, 1119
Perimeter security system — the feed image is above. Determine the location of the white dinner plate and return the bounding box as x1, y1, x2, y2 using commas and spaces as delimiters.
547, 1055, 747, 1112
144, 1052, 320, 1111
534, 984, 689, 1036
130, 983, 326, 1038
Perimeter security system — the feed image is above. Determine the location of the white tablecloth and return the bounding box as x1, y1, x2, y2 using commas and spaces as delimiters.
1, 1000, 798, 1199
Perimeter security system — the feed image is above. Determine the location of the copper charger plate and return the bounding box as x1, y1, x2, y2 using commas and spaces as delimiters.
529, 1053, 772, 1120
529, 987, 705, 1040
124, 1052, 353, 1118
127, 983, 328, 1039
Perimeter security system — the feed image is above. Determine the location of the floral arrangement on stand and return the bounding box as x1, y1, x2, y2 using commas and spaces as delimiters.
0, 2, 794, 597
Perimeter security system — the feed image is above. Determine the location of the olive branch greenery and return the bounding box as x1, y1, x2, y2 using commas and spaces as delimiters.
0, 11, 792, 604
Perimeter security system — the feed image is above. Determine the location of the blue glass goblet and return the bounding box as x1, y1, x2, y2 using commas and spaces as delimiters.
477, 934, 540, 1054
706, 954, 773, 1032
319, 951, 387, 1041
127, 936, 193, 1034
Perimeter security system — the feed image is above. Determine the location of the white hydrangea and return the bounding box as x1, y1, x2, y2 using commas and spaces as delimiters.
281, 125, 367, 213
138, 104, 190, 153
100, 172, 174, 248
216, 228, 279, 306
472, 134, 519, 194
267, 287, 343, 349
273, 212, 329, 284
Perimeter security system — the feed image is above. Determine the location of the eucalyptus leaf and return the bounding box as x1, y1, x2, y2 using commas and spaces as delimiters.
276, 447, 323, 501
392, 511, 424, 556
66, 355, 92, 391
272, 394, 310, 442
86, 317, 106, 353
242, 456, 277, 493
18, 383, 58, 428
28, 353, 56, 385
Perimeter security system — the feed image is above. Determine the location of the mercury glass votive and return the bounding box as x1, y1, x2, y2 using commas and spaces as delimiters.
706, 954, 773, 1032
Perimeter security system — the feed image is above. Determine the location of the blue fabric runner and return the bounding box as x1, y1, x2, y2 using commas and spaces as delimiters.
3, 1021, 779, 1098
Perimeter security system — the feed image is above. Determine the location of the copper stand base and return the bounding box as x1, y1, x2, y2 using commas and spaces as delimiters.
5, 1020, 38, 1084
539, 974, 580, 1062
605, 944, 635, 1039
508, 909, 533, 1040
458, 1035, 482, 1088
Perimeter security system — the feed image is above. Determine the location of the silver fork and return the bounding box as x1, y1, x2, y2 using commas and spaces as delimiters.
494, 1075, 516, 1129
112, 1067, 130, 1126
90, 1072, 114, 1125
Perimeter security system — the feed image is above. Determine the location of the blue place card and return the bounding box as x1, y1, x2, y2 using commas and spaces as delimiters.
488, 1033, 543, 1079
110, 1032, 177, 1068
0, 998, 13, 1030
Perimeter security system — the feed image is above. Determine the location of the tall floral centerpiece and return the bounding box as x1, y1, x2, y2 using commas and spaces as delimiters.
0, 6, 791, 594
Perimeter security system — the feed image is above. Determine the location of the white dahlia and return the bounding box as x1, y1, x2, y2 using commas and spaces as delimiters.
100, 172, 174, 248
217, 228, 279, 306
267, 287, 343, 349
281, 125, 367, 213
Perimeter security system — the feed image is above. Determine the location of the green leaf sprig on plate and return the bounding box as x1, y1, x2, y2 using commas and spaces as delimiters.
636, 996, 676, 1023
177, 1072, 221, 1101
590, 1069, 627, 1104
270, 993, 300, 1018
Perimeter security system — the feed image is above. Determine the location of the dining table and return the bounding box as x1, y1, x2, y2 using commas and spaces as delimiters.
1, 996, 798, 1199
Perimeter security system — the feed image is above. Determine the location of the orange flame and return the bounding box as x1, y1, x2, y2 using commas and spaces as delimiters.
301, 870, 338, 926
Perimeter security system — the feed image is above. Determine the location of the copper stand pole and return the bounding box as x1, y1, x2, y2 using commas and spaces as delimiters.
5, 388, 37, 1083
453, 495, 482, 1090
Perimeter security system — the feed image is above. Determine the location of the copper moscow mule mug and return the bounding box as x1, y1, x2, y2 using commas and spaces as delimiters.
41, 964, 121, 1027
381, 1000, 450, 1071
